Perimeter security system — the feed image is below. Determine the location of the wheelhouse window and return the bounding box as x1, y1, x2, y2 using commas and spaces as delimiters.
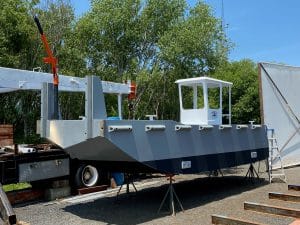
208, 86, 220, 109
181, 84, 204, 109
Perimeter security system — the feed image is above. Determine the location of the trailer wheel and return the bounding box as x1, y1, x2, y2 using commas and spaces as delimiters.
75, 165, 99, 188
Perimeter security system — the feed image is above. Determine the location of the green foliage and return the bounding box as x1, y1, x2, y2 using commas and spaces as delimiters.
213, 59, 260, 123
0, 0, 34, 68
159, 2, 229, 76
77, 0, 229, 119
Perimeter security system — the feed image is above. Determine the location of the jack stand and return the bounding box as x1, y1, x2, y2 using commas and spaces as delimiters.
116, 173, 137, 201
245, 163, 259, 182
157, 174, 184, 216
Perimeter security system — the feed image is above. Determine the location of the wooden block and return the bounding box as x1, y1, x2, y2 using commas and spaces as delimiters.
0, 125, 13, 147
0, 139, 13, 146
244, 201, 300, 218
211, 214, 265, 225
77, 185, 108, 195
0, 126, 13, 135
289, 185, 300, 191
269, 192, 300, 202
6, 189, 44, 205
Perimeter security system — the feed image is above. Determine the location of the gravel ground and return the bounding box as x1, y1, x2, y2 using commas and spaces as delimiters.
14, 162, 300, 225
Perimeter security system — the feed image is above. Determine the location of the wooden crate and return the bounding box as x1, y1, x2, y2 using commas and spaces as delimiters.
0, 125, 13, 147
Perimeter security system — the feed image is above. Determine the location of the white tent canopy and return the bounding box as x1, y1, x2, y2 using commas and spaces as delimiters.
259, 62, 300, 168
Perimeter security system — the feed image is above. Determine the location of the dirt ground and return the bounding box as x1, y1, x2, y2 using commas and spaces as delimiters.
14, 162, 300, 225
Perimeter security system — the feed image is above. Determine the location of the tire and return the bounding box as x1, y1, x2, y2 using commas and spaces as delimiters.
75, 164, 99, 188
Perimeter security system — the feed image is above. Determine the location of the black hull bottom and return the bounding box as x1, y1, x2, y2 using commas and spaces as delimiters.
79, 148, 269, 174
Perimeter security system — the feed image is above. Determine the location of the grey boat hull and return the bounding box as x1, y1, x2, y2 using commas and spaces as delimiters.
64, 120, 269, 174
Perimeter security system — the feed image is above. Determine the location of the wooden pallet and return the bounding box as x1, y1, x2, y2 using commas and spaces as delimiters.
0, 125, 13, 147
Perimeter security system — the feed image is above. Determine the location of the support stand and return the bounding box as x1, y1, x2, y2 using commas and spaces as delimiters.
157, 175, 184, 216
116, 174, 137, 201
245, 163, 259, 182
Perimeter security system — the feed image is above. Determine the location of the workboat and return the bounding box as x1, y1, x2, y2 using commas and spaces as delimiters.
41, 75, 269, 174
0, 67, 269, 175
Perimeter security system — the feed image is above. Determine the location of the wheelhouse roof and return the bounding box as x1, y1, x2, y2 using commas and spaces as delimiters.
175, 76, 232, 88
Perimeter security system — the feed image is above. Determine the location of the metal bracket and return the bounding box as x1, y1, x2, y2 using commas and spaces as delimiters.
108, 125, 133, 132
175, 125, 192, 131
145, 125, 166, 132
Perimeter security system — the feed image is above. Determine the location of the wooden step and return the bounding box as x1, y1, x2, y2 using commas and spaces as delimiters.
269, 192, 300, 202
211, 214, 265, 225
289, 185, 300, 191
244, 201, 300, 218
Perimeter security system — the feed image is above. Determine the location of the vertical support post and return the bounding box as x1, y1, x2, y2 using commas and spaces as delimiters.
178, 84, 183, 123
219, 84, 222, 123
193, 85, 197, 109
118, 94, 122, 120
228, 86, 232, 124
85, 76, 107, 139
40, 82, 55, 137
53, 85, 59, 120
203, 82, 208, 121
86, 77, 93, 139
178, 84, 183, 109
40, 83, 48, 138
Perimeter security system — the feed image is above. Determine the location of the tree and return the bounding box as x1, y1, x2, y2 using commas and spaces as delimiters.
213, 59, 260, 124
0, 0, 34, 68
76, 0, 229, 119
159, 2, 229, 77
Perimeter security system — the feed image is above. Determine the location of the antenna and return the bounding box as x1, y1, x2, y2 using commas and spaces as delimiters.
221, 0, 225, 30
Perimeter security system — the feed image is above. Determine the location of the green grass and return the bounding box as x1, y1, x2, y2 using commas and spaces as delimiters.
3, 183, 31, 192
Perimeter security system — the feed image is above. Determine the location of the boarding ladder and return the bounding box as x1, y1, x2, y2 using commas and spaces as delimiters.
267, 129, 287, 183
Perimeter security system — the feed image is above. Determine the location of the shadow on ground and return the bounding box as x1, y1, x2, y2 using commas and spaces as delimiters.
63, 175, 268, 225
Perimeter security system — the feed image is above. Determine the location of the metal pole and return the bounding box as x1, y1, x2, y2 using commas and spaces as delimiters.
118, 94, 122, 119
229, 86, 231, 124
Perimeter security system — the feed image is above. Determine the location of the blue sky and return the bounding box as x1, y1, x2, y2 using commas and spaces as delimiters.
71, 0, 300, 66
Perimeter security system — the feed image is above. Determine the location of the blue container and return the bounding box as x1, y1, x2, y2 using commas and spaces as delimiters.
112, 172, 124, 186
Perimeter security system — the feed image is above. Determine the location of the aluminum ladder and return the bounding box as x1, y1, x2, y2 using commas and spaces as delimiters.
267, 129, 287, 183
